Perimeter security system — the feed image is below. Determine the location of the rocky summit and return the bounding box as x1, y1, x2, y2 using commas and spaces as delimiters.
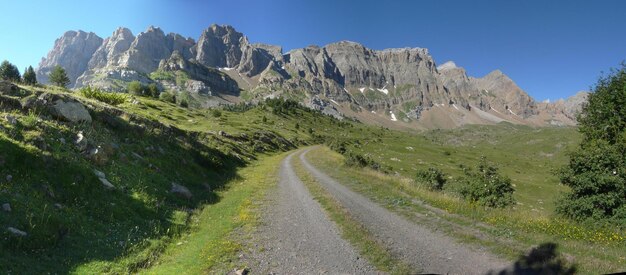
36, 24, 587, 129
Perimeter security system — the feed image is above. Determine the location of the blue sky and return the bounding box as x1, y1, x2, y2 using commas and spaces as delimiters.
1, 0, 624, 101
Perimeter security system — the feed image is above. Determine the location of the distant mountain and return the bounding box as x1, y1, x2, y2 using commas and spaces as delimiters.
36, 24, 586, 128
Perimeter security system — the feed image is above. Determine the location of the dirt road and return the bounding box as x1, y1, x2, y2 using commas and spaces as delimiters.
243, 152, 377, 274
299, 148, 510, 274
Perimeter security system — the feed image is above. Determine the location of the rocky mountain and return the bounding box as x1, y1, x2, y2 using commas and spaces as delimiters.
36, 24, 586, 129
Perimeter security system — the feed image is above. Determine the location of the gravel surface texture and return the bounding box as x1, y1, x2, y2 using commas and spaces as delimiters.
300, 148, 511, 274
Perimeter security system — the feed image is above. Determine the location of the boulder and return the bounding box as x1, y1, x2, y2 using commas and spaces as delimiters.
94, 169, 106, 179
171, 182, 192, 199
2, 203, 10, 212
7, 227, 27, 237
99, 177, 115, 189
4, 115, 17, 125
50, 99, 92, 123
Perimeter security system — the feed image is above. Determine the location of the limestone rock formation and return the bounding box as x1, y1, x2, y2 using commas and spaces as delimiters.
37, 31, 103, 86
36, 24, 586, 128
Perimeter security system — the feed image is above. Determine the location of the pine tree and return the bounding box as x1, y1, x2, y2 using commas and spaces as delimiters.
49, 65, 70, 88
23, 66, 37, 85
0, 60, 21, 82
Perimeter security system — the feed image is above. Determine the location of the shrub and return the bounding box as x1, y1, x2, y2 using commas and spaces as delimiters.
159, 91, 176, 103
459, 156, 515, 208
416, 167, 447, 191
147, 83, 160, 98
177, 91, 191, 108
127, 81, 144, 96
556, 65, 626, 223
210, 109, 222, 118
80, 86, 127, 106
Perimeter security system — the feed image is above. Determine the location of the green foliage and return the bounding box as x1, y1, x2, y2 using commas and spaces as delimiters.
127, 81, 159, 98
210, 109, 222, 118
577, 65, 626, 144
159, 91, 176, 103
48, 65, 70, 88
459, 156, 515, 208
80, 86, 127, 106
557, 139, 626, 224
416, 167, 447, 191
177, 91, 190, 108
147, 83, 160, 98
0, 60, 21, 82
265, 98, 300, 115
127, 81, 144, 96
557, 66, 626, 224
22, 66, 37, 85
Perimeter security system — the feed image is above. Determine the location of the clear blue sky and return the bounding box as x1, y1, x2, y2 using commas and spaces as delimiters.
1, 0, 624, 101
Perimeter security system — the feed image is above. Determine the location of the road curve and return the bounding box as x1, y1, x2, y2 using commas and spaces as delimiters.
244, 152, 377, 274
300, 147, 510, 275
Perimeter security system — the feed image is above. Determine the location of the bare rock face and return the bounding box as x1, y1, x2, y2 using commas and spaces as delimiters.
87, 27, 135, 69
239, 43, 283, 77
119, 26, 172, 74
37, 31, 103, 86
537, 91, 589, 121
157, 51, 239, 95
195, 24, 247, 68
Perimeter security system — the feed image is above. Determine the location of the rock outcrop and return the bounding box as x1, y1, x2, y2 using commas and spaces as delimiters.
37, 31, 103, 87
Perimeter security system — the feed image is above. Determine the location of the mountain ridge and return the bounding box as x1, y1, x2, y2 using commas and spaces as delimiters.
36, 24, 587, 129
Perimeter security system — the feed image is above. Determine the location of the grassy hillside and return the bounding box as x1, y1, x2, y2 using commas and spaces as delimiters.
340, 123, 580, 215
305, 146, 626, 273
2, 80, 620, 273
0, 83, 351, 273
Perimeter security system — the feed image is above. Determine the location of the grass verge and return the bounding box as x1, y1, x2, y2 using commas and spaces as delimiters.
136, 151, 288, 274
305, 146, 626, 274
291, 150, 411, 274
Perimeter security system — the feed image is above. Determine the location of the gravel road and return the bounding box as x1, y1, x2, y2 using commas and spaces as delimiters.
243, 152, 378, 274
299, 148, 511, 274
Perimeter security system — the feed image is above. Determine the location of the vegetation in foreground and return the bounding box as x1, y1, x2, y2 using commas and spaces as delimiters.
305, 146, 625, 274
0, 82, 355, 273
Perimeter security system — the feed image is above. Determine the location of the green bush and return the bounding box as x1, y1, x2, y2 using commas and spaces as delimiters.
127, 81, 144, 96
557, 65, 626, 224
177, 91, 191, 108
159, 91, 176, 103
147, 83, 160, 98
80, 86, 127, 106
459, 156, 515, 208
210, 109, 222, 118
416, 167, 447, 191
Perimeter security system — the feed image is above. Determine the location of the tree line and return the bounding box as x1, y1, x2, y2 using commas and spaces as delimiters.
1, 60, 70, 88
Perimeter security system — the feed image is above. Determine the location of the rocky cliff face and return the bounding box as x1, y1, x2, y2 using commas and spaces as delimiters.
37, 31, 103, 86
36, 24, 585, 128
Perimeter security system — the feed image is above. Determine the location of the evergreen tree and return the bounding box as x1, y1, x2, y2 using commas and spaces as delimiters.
23, 66, 37, 85
557, 65, 626, 224
49, 65, 70, 88
0, 60, 21, 82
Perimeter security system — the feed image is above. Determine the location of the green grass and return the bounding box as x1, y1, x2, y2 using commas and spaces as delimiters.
79, 86, 128, 105
305, 146, 626, 274
139, 152, 288, 274
0, 84, 364, 273
291, 150, 411, 274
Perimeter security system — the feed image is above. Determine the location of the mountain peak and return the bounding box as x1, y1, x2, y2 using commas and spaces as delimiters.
437, 61, 457, 71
